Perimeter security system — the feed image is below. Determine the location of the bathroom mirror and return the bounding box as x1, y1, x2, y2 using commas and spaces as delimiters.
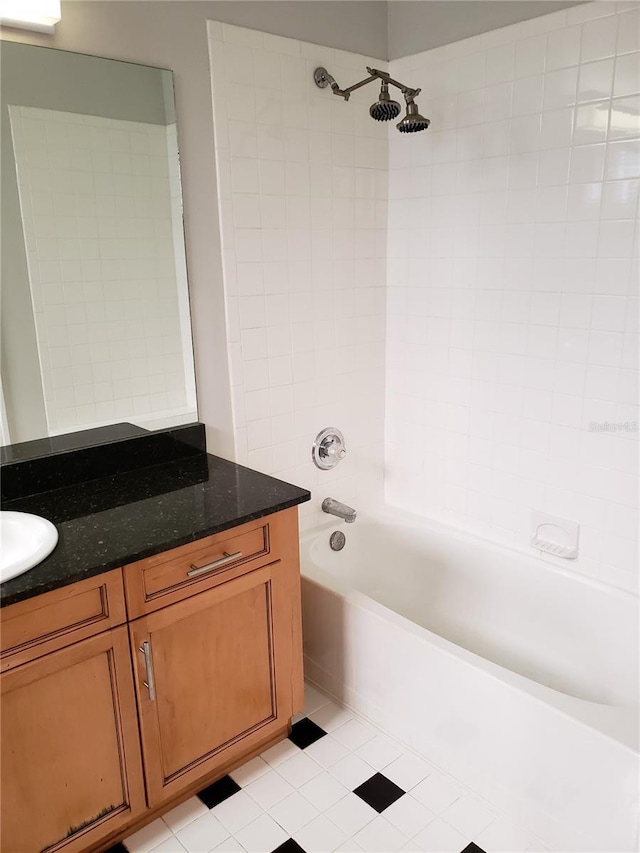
0, 42, 197, 446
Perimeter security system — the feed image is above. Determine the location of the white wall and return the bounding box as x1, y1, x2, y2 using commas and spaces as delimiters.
10, 106, 195, 433
386, 2, 639, 594
208, 23, 388, 528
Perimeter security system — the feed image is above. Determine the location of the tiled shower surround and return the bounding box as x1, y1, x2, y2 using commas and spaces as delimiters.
385, 2, 639, 595
209, 3, 639, 590
208, 23, 389, 529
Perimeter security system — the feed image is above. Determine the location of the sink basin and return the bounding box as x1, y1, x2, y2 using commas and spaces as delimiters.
0, 511, 58, 583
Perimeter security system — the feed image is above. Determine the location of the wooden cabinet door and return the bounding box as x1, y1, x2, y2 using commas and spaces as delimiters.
130, 558, 303, 805
0, 626, 146, 853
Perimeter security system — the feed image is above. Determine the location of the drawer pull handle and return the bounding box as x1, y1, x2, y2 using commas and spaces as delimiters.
187, 551, 243, 577
139, 641, 156, 701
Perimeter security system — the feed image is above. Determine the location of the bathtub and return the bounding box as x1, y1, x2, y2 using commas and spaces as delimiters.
300, 508, 639, 853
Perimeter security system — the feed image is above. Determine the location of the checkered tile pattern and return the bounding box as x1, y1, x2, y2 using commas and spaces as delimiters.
115, 684, 551, 853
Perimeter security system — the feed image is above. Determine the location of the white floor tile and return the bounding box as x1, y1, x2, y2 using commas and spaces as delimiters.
475, 815, 536, 851
355, 734, 402, 770
267, 790, 319, 835
381, 752, 432, 791
299, 771, 350, 811
123, 681, 557, 853
174, 812, 229, 852
324, 791, 378, 835
309, 700, 354, 732
124, 818, 173, 853
304, 733, 350, 768
275, 751, 323, 787
235, 813, 288, 853
411, 770, 464, 814
383, 793, 436, 838
210, 839, 245, 853
413, 816, 470, 852
212, 790, 263, 834
229, 756, 270, 787
260, 738, 301, 767
329, 753, 376, 789
353, 814, 408, 852
525, 842, 552, 852
162, 798, 209, 833
148, 838, 187, 853
293, 813, 348, 852
302, 683, 332, 716
332, 717, 377, 751
244, 768, 294, 810
441, 793, 497, 838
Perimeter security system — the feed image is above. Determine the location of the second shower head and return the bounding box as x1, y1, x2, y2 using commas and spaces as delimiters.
396, 95, 431, 133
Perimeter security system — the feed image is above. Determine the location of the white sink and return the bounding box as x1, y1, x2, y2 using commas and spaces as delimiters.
0, 511, 58, 583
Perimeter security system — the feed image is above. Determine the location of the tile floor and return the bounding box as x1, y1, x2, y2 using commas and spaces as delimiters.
115, 684, 551, 853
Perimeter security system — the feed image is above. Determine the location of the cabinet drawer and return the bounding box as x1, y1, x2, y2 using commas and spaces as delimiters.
0, 569, 126, 671
124, 516, 276, 617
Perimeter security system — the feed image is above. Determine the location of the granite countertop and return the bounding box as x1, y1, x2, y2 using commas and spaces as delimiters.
1, 453, 310, 608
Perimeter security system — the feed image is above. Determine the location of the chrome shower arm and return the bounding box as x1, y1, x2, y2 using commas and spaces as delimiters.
366, 67, 421, 99
333, 73, 378, 100
314, 67, 377, 101
314, 66, 420, 101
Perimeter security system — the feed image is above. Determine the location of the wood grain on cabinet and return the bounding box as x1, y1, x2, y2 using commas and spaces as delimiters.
0, 569, 126, 672
0, 626, 145, 853
123, 518, 272, 618
129, 508, 304, 805
0, 506, 304, 852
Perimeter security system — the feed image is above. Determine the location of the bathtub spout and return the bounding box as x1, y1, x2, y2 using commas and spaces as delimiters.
322, 497, 357, 523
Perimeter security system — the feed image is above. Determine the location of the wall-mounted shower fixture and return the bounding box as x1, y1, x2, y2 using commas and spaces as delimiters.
314, 66, 430, 133
312, 427, 347, 470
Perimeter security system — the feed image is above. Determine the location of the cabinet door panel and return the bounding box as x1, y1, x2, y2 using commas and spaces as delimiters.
1, 627, 145, 853
131, 560, 301, 805
154, 580, 275, 778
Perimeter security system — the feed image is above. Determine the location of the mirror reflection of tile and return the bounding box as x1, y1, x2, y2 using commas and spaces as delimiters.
2, 47, 196, 445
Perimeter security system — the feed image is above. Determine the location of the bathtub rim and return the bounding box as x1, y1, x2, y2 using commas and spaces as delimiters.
303, 502, 639, 605
299, 510, 640, 754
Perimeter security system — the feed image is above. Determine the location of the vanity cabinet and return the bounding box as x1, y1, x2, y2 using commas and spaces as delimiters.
126, 509, 304, 806
0, 507, 304, 853
0, 574, 146, 853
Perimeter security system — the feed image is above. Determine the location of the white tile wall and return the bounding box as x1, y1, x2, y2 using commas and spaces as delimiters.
385, 2, 639, 594
208, 22, 389, 528
10, 107, 196, 434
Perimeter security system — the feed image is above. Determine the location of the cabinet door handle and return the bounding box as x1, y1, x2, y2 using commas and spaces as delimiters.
139, 641, 156, 701
187, 551, 243, 577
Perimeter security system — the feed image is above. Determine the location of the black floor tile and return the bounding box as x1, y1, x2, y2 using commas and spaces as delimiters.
196, 774, 241, 808
461, 844, 487, 853
288, 717, 327, 749
272, 840, 306, 853
353, 772, 405, 812
104, 845, 128, 853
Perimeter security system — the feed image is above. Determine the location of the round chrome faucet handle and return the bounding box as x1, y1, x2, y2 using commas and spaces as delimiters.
312, 427, 347, 470
326, 438, 345, 458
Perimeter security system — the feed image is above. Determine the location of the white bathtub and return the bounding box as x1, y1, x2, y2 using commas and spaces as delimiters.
300, 509, 640, 852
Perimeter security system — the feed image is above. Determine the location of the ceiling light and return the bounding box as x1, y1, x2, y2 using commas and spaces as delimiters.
0, 0, 61, 34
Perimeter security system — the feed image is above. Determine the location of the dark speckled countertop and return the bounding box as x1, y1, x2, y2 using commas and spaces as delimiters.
1, 452, 310, 608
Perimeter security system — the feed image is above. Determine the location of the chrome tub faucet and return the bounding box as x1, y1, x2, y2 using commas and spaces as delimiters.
321, 497, 357, 523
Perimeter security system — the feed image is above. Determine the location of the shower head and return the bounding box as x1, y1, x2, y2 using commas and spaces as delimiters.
314, 65, 430, 135
396, 96, 431, 133
369, 81, 401, 122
